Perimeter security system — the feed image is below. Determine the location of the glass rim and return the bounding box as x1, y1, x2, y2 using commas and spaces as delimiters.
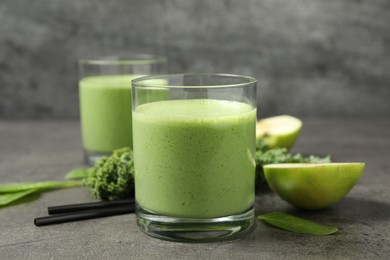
79, 54, 166, 65
132, 73, 257, 89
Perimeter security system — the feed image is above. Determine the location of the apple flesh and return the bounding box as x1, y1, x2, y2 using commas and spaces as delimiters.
256, 115, 302, 149
264, 163, 365, 210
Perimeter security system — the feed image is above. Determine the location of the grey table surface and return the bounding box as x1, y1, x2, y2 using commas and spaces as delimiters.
0, 119, 389, 259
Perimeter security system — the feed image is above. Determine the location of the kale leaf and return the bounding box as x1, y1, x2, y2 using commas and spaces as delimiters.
255, 139, 331, 185
84, 147, 135, 201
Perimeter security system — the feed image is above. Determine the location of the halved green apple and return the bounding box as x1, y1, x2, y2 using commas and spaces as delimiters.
256, 115, 302, 149
264, 163, 365, 210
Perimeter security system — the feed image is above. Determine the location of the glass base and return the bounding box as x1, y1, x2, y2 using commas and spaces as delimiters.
136, 205, 255, 242
83, 150, 111, 166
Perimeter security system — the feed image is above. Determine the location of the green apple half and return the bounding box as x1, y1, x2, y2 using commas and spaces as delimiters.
264, 163, 365, 210
256, 115, 302, 149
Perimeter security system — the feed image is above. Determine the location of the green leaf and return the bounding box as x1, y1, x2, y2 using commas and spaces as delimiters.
0, 181, 82, 193
0, 189, 39, 206
65, 168, 90, 180
257, 212, 338, 235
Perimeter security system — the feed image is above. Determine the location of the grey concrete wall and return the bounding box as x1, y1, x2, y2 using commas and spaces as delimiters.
0, 0, 389, 119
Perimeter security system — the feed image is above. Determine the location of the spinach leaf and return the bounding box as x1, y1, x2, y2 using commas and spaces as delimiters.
0, 181, 82, 193
0, 189, 39, 206
65, 168, 90, 180
257, 212, 338, 235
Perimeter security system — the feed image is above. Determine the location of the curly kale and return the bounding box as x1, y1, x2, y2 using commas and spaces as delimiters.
255, 139, 331, 185
84, 147, 135, 201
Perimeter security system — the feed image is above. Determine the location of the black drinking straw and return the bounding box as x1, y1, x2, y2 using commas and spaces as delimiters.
34, 204, 135, 227
48, 199, 135, 215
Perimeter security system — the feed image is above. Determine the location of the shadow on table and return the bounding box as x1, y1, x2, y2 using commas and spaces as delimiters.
256, 196, 390, 223
255, 183, 273, 195
326, 197, 390, 222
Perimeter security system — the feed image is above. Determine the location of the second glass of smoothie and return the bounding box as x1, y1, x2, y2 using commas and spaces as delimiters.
78, 54, 165, 165
132, 73, 257, 242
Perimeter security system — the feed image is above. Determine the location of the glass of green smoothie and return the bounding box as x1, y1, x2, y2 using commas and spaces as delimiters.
78, 54, 166, 165
132, 73, 257, 242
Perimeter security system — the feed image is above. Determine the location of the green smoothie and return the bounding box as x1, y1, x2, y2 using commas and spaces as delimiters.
133, 99, 256, 219
79, 75, 168, 153
79, 75, 136, 153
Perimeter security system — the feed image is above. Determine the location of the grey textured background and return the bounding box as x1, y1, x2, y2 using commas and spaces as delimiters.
0, 0, 389, 119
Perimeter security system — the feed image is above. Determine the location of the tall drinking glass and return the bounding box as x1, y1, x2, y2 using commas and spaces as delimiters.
132, 73, 257, 242
78, 54, 165, 165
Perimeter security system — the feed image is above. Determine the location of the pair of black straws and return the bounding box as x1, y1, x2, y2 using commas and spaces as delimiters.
34, 199, 135, 226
